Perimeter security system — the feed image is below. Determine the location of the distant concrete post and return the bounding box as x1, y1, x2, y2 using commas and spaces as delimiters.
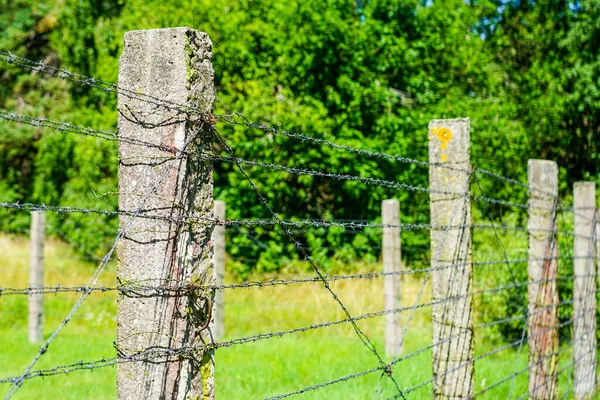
527, 160, 559, 400
117, 28, 215, 400
28, 211, 44, 343
382, 199, 402, 358
429, 119, 473, 399
213, 200, 225, 341
573, 182, 597, 399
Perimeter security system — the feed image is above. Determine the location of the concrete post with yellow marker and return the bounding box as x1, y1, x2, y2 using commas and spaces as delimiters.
428, 119, 474, 399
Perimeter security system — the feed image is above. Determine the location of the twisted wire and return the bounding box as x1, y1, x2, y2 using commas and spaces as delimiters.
3, 119, 206, 399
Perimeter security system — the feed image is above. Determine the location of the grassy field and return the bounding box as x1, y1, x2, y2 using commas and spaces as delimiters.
0, 234, 580, 399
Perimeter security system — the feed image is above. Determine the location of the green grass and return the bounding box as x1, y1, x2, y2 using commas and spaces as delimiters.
0, 234, 583, 398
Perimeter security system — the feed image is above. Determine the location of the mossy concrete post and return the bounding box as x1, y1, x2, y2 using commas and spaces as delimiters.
117, 27, 215, 400
429, 119, 473, 399
382, 199, 402, 358
573, 182, 597, 399
214, 200, 225, 341
28, 211, 44, 343
527, 160, 559, 400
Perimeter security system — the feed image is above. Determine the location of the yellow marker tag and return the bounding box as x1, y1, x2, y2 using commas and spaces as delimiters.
432, 127, 452, 144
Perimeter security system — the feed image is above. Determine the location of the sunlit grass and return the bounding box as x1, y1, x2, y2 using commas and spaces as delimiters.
0, 234, 580, 399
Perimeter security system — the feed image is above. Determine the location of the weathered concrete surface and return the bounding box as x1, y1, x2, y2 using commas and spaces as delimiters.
573, 182, 596, 400
527, 160, 558, 400
213, 200, 225, 341
429, 119, 473, 399
383, 199, 402, 358
116, 27, 215, 400
29, 211, 44, 343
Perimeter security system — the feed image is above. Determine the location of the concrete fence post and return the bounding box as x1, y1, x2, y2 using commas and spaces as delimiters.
28, 211, 44, 343
429, 118, 473, 399
382, 199, 402, 358
573, 182, 597, 399
117, 27, 215, 399
214, 200, 225, 341
527, 160, 559, 400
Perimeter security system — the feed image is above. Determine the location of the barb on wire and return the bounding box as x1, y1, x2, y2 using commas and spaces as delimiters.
3, 118, 207, 399
0, 52, 213, 123
2, 269, 592, 298
0, 110, 183, 154
1, 51, 561, 202
264, 366, 384, 400
206, 152, 562, 214
210, 125, 407, 398
2, 201, 590, 240
0, 298, 575, 389
394, 315, 582, 399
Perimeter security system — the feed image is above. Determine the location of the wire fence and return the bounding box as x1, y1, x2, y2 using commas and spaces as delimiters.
1, 48, 598, 400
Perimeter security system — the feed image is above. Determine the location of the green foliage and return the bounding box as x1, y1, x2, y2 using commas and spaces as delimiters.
0, 1, 598, 280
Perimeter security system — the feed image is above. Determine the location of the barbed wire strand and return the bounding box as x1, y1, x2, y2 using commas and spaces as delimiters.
391, 172, 473, 373
2, 201, 593, 240
0, 52, 567, 201
392, 315, 583, 399
211, 125, 407, 398
515, 342, 597, 400
0, 297, 574, 389
474, 332, 592, 397
3, 120, 207, 399
474, 173, 534, 399
2, 259, 593, 296
218, 112, 557, 199
0, 110, 184, 154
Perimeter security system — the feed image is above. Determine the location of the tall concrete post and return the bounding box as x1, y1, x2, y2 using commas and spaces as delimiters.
573, 182, 596, 399
28, 211, 44, 343
382, 199, 402, 358
213, 200, 225, 341
116, 28, 215, 399
429, 119, 473, 399
527, 160, 559, 400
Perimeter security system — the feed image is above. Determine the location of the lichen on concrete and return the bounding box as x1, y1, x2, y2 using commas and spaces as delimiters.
117, 27, 215, 400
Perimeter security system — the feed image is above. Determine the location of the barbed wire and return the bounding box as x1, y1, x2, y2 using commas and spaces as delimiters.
1, 259, 593, 296
262, 303, 582, 400
217, 113, 557, 199
0, 293, 575, 389
211, 126, 407, 397
204, 153, 568, 215
1, 107, 562, 215
0, 110, 182, 154
2, 51, 596, 399
475, 330, 591, 398
514, 342, 597, 400
264, 365, 383, 400
3, 200, 595, 241
473, 173, 533, 399
3, 119, 207, 398
395, 314, 582, 398
392, 171, 473, 377
0, 52, 212, 122
0, 53, 567, 202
